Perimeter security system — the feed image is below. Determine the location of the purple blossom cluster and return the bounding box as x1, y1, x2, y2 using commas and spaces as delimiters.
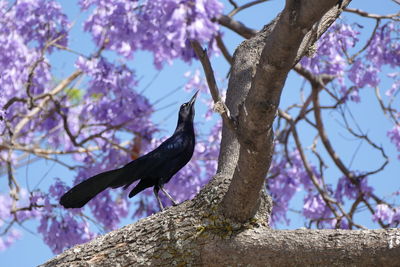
300, 20, 400, 169
80, 0, 223, 68
349, 22, 400, 100
36, 180, 96, 254
87, 183, 130, 230
0, 0, 158, 252
0, 193, 20, 251
302, 193, 333, 222
39, 214, 95, 254
373, 204, 400, 227
0, 0, 69, 136
184, 70, 210, 94
267, 146, 375, 228
268, 148, 319, 225
300, 22, 362, 101
367, 22, 400, 70
388, 125, 400, 160
300, 21, 400, 102
385, 72, 400, 98
74, 56, 154, 135
335, 176, 372, 203
300, 23, 358, 78
0, 190, 41, 251
0, 229, 22, 252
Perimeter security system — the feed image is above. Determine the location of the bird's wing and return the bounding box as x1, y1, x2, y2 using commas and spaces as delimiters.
146, 133, 191, 161
109, 133, 189, 188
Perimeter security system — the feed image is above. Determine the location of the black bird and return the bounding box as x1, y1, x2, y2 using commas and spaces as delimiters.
60, 90, 199, 211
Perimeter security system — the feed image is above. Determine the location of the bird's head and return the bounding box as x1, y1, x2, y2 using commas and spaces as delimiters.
178, 90, 199, 123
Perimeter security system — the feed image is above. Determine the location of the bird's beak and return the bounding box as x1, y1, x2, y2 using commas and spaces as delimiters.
188, 90, 199, 107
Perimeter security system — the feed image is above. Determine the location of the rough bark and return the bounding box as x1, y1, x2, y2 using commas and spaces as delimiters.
42, 1, 400, 266
41, 203, 400, 266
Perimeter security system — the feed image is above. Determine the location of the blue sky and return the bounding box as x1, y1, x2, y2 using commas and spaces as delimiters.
2, 0, 400, 266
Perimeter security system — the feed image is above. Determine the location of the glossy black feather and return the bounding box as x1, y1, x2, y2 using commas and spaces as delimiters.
59, 168, 124, 208
59, 91, 198, 209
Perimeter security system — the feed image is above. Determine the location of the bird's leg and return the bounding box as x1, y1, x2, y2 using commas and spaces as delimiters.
160, 186, 178, 206
153, 187, 164, 211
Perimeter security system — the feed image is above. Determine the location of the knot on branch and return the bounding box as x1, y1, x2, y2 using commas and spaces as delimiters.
213, 100, 227, 115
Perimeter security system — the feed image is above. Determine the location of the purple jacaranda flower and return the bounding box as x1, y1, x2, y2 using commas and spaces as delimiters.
184, 70, 209, 94
385, 72, 400, 97
303, 193, 332, 223
301, 21, 400, 103
0, 229, 22, 252
367, 22, 400, 68
335, 176, 373, 203
80, 0, 223, 68
89, 190, 129, 230
392, 208, 400, 227
38, 214, 96, 254
300, 22, 359, 77
388, 125, 400, 159
348, 59, 380, 89
373, 204, 394, 224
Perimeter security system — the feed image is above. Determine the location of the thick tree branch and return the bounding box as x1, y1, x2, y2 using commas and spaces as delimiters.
220, 0, 346, 222
42, 212, 400, 267
203, 228, 400, 266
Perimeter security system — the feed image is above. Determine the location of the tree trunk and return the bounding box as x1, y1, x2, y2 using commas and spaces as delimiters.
42, 0, 400, 266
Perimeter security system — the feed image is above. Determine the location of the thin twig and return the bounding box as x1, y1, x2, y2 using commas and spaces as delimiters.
217, 15, 257, 39
215, 34, 233, 65
279, 109, 366, 230
228, 0, 269, 17
12, 70, 82, 140
190, 40, 237, 131
227, 0, 238, 9
350, 19, 381, 62
344, 8, 400, 21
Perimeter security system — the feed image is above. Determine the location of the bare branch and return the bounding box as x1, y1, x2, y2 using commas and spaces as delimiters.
215, 34, 233, 65
350, 19, 381, 62
279, 109, 365, 230
217, 15, 257, 39
12, 70, 82, 140
228, 0, 269, 17
227, 0, 238, 9
344, 8, 400, 21
190, 40, 237, 132
220, 0, 347, 222
3, 97, 27, 110
375, 86, 400, 124
0, 143, 99, 155
312, 84, 355, 179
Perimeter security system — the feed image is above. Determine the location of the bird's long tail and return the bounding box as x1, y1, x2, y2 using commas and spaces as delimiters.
60, 168, 123, 208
